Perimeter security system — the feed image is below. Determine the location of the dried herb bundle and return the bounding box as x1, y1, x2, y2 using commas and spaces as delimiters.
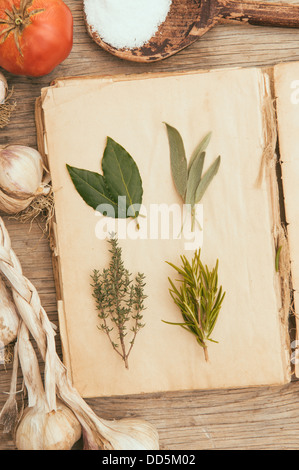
165, 123, 221, 231
91, 236, 146, 369
163, 249, 225, 362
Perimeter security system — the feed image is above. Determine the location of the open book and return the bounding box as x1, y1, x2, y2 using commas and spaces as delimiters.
35, 63, 298, 399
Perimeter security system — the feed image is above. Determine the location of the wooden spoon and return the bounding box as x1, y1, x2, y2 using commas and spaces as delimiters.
85, 0, 299, 62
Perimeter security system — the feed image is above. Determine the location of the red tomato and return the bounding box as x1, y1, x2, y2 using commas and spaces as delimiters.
0, 0, 73, 77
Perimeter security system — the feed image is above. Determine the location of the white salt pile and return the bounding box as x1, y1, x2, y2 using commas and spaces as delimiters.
84, 0, 172, 49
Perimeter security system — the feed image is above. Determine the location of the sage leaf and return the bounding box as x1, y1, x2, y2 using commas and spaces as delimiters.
195, 156, 221, 204
164, 125, 221, 232
188, 132, 212, 173
185, 151, 206, 206
66, 164, 119, 216
102, 137, 143, 219
164, 123, 188, 200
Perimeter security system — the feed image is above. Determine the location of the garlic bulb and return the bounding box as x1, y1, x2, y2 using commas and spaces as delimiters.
0, 145, 46, 196
0, 276, 19, 347
16, 400, 82, 450
0, 145, 50, 214
0, 73, 7, 104
15, 322, 82, 450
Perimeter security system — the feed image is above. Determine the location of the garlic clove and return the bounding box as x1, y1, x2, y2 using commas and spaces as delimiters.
16, 400, 82, 450
0, 145, 45, 198
0, 73, 7, 104
0, 187, 35, 214
0, 276, 19, 347
43, 404, 82, 450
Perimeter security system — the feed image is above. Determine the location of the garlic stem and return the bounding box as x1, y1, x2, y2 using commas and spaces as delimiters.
41, 305, 57, 413
0, 339, 19, 433
18, 322, 46, 409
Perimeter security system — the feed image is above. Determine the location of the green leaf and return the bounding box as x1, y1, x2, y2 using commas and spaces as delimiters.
164, 123, 188, 200
185, 151, 206, 206
162, 320, 196, 328
102, 137, 143, 219
66, 164, 119, 217
66, 137, 144, 221
162, 320, 199, 337
188, 132, 212, 173
194, 156, 221, 204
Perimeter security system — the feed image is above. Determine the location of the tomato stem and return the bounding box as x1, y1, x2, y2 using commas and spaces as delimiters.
0, 0, 44, 54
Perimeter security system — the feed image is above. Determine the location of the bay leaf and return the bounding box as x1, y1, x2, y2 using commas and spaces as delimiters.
102, 137, 143, 219
164, 123, 188, 200
66, 164, 120, 217
194, 156, 221, 204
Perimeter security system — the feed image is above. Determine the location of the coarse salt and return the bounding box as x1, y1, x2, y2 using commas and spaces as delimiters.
84, 0, 172, 50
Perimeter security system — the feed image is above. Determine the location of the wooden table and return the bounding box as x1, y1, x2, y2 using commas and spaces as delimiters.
1, 0, 299, 451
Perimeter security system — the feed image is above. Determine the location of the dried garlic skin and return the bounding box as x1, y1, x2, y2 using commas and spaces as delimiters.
0, 277, 18, 347
16, 400, 82, 450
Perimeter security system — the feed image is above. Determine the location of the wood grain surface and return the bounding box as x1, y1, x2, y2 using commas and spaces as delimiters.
1, 0, 299, 451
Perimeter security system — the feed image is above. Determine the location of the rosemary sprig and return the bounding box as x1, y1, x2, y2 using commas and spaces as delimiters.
163, 249, 225, 362
91, 235, 146, 369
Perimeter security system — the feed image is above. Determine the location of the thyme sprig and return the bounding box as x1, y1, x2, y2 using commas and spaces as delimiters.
163, 249, 225, 362
91, 235, 146, 369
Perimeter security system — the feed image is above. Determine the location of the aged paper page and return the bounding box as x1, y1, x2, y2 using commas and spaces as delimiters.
274, 61, 299, 376
41, 68, 290, 398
